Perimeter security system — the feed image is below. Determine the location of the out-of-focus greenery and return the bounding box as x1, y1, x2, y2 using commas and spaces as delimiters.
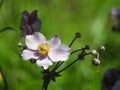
0, 0, 120, 90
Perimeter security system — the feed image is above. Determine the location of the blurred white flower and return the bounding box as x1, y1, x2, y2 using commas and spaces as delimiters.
21, 32, 71, 69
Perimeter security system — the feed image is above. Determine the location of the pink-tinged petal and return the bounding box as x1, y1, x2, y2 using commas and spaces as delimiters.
21, 49, 38, 60
48, 35, 61, 47
26, 32, 46, 50
48, 44, 71, 62
36, 57, 53, 70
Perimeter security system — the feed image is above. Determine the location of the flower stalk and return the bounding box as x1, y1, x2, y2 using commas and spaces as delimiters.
19, 10, 105, 90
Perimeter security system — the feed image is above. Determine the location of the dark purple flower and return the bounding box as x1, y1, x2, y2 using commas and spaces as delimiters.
20, 10, 41, 38
101, 69, 120, 90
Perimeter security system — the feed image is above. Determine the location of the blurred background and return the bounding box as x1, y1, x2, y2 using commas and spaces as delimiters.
0, 0, 120, 90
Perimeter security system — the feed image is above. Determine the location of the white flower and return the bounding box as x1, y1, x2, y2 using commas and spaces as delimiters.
21, 32, 71, 69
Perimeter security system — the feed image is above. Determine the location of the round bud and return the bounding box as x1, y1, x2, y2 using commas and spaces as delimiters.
92, 58, 100, 66
100, 46, 105, 51
85, 45, 90, 50
78, 52, 85, 60
75, 32, 81, 38
18, 42, 23, 47
30, 59, 36, 64
91, 50, 98, 55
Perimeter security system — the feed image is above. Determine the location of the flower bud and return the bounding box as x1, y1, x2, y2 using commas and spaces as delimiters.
92, 58, 100, 66
91, 50, 98, 55
78, 52, 85, 60
75, 32, 81, 38
85, 45, 90, 50
18, 42, 23, 47
20, 10, 41, 38
100, 46, 105, 52
29, 59, 36, 64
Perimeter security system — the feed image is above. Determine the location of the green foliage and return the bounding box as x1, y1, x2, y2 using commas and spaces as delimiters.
0, 0, 120, 90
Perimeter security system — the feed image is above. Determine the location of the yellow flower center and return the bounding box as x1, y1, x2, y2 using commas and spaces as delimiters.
37, 43, 50, 56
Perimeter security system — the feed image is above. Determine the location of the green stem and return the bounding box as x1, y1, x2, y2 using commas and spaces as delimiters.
51, 48, 83, 72
42, 70, 50, 90
0, 27, 13, 33
52, 61, 61, 72
57, 58, 79, 74
42, 78, 50, 90
71, 49, 82, 55
57, 53, 92, 74
69, 36, 77, 47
